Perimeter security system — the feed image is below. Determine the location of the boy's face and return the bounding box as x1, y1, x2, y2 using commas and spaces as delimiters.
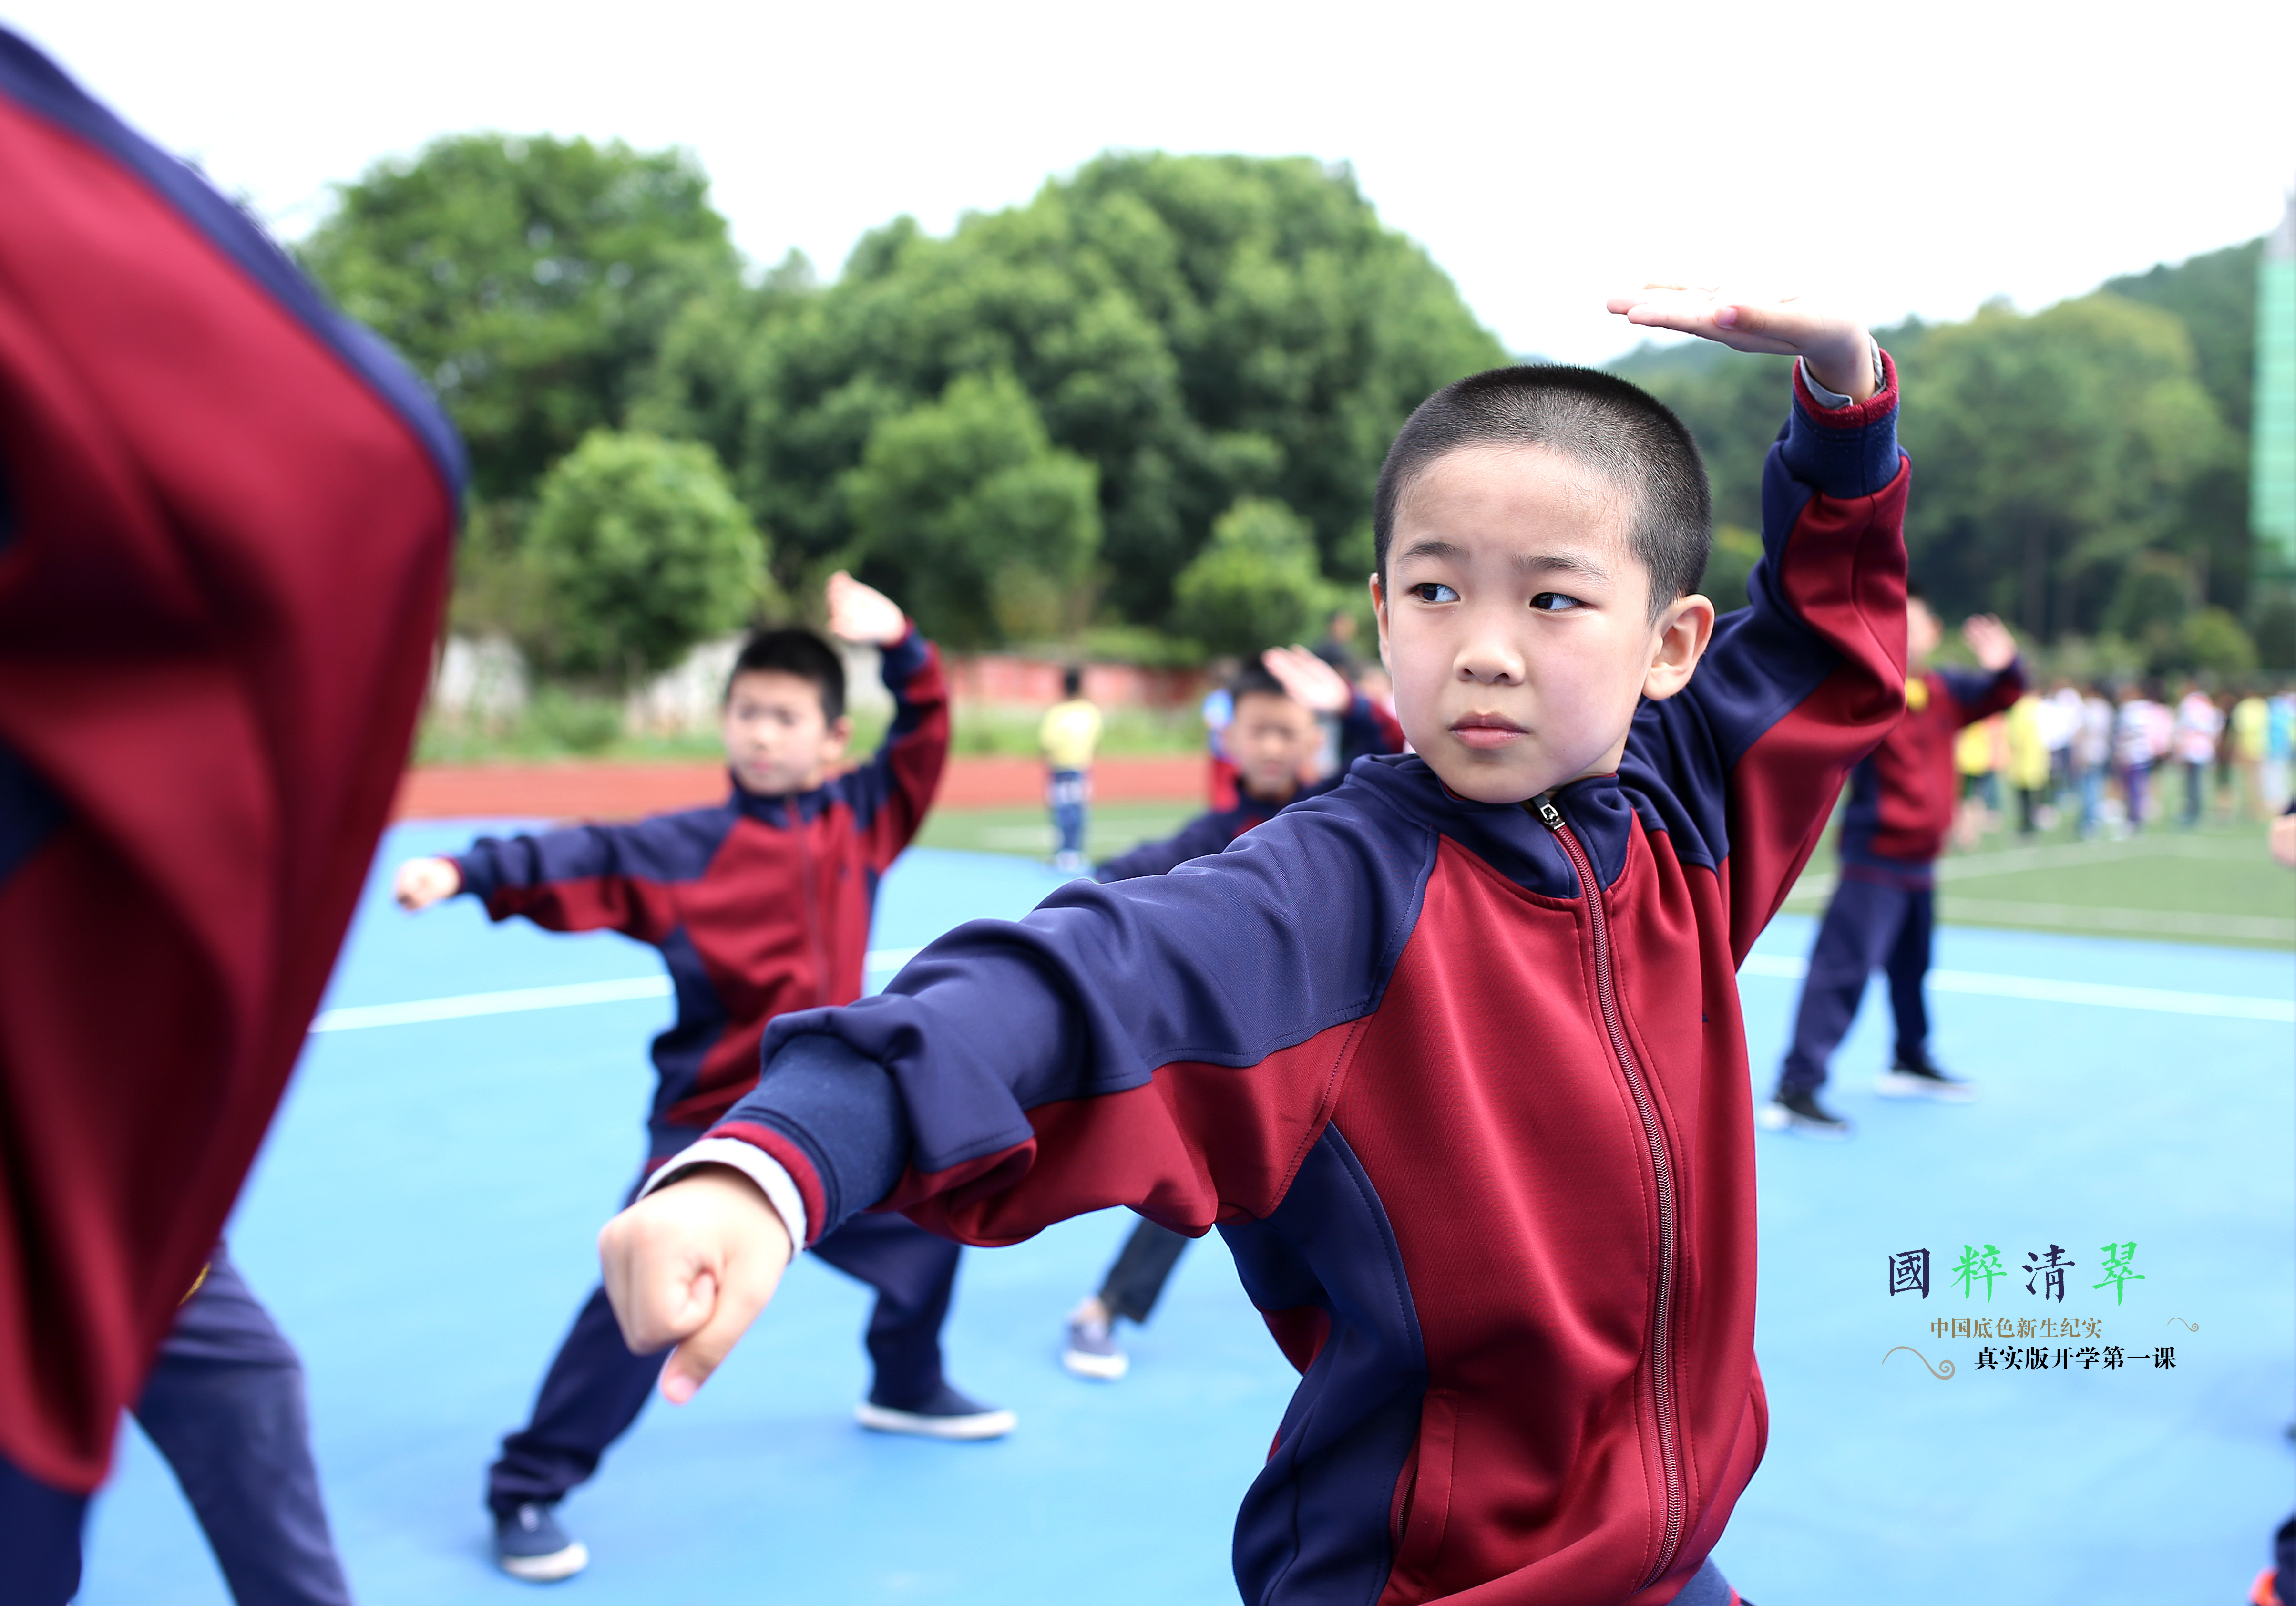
1906, 597, 1942, 668
1230, 690, 1321, 801
1373, 445, 1713, 806
722, 669, 850, 796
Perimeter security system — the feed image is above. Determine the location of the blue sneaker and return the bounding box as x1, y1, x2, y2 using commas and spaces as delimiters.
493, 1502, 588, 1582
855, 1382, 1016, 1441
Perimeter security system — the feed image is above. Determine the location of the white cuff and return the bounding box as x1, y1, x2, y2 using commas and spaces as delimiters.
639, 1137, 809, 1251
1798, 339, 1885, 410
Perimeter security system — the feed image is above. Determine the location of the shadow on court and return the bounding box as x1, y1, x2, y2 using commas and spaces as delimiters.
78, 834, 2295, 1604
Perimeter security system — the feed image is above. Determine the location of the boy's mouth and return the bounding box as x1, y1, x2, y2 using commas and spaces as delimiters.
1450, 714, 1527, 751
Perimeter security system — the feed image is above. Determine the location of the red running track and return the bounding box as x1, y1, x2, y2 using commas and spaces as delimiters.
392, 754, 1207, 820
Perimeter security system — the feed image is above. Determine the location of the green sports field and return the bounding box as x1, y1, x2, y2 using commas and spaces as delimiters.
921, 793, 2296, 950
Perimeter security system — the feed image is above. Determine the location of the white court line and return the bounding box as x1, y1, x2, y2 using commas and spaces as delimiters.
1736, 953, 2295, 1023
310, 948, 929, 1032
313, 947, 2294, 1033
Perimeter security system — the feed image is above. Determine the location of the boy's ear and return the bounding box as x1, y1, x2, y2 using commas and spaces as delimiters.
1368, 573, 1390, 669
822, 713, 854, 754
1642, 593, 1716, 702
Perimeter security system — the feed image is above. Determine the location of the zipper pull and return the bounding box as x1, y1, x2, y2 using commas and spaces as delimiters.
1531, 791, 1565, 833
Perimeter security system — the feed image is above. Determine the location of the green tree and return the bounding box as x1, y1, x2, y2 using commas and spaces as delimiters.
2176, 607, 2256, 677
1172, 497, 1329, 656
1697, 524, 1766, 613
646, 152, 1506, 625
523, 431, 765, 686
2105, 238, 2263, 437
300, 134, 742, 501
1897, 295, 2232, 637
2104, 237, 2266, 613
840, 371, 1101, 648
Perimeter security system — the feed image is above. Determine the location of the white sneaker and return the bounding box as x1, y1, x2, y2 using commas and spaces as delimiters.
1876, 1062, 1977, 1102
1061, 1313, 1130, 1380
493, 1502, 589, 1582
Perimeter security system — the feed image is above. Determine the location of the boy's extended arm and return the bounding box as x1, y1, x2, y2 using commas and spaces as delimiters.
1093, 807, 1241, 882
676, 800, 1418, 1241
453, 817, 693, 939
1622, 352, 1908, 959
846, 626, 951, 868
605, 805, 1426, 1390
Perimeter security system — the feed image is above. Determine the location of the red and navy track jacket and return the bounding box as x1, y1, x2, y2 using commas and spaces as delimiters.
1837, 659, 2023, 872
0, 31, 461, 1491
451, 631, 947, 1154
703, 362, 1909, 1605
1096, 695, 1406, 882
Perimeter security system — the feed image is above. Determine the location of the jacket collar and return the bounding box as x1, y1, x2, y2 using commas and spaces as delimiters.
1339, 754, 1635, 898
730, 768, 834, 828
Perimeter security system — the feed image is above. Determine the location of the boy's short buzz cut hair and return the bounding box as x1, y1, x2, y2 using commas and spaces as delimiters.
1229, 661, 1293, 706
727, 627, 847, 723
1373, 365, 1712, 620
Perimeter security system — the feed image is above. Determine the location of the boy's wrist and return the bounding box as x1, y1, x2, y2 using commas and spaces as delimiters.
641, 1141, 809, 1252
1799, 337, 1882, 408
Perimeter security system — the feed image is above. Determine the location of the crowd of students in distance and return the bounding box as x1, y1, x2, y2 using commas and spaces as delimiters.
1948, 677, 2295, 845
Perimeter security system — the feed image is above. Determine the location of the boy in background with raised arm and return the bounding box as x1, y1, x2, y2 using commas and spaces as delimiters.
1763, 585, 2021, 1136
593, 286, 1907, 1606
394, 573, 1011, 1583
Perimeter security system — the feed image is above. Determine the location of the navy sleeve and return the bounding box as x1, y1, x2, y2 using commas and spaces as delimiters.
708, 796, 1436, 1247
1093, 806, 1243, 883
1936, 659, 2025, 726
1336, 692, 1405, 763
836, 628, 952, 870
452, 807, 727, 935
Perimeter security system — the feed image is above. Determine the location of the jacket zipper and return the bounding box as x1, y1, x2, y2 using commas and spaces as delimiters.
1532, 791, 1683, 1588
793, 809, 831, 1007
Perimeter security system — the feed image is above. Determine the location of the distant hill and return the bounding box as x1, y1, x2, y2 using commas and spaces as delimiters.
2103, 238, 2263, 436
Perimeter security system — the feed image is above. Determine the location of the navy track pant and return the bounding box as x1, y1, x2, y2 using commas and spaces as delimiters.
0, 1246, 352, 1606
487, 1208, 963, 1514
1778, 870, 1934, 1097
1097, 1217, 1190, 1325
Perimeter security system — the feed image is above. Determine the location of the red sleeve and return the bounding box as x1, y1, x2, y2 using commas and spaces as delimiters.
0, 49, 459, 1492
1713, 354, 1910, 957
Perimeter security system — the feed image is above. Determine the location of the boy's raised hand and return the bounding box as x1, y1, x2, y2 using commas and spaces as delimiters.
1262, 645, 1355, 714
393, 856, 461, 911
825, 570, 908, 647
1962, 614, 2018, 671
1607, 285, 1876, 403
598, 1167, 794, 1404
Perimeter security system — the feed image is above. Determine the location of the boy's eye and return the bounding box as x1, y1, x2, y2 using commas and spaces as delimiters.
1410, 582, 1459, 604
1530, 592, 1584, 613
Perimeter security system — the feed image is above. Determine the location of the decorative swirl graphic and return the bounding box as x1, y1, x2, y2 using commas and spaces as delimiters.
2166, 1317, 2200, 1332
1882, 1346, 1955, 1380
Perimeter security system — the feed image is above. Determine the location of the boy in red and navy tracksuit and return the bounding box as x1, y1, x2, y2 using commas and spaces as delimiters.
1762, 584, 2022, 1136
0, 31, 459, 1604
1063, 649, 1404, 1378
1094, 651, 1406, 884
598, 292, 1908, 1606
394, 576, 1010, 1583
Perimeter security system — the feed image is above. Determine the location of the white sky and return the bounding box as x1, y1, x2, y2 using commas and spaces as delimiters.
7, 0, 2291, 364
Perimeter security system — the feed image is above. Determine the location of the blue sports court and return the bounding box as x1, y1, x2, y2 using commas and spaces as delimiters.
78, 827, 2296, 1604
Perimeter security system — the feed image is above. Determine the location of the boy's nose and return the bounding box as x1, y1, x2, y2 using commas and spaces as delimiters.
1455, 639, 1526, 684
